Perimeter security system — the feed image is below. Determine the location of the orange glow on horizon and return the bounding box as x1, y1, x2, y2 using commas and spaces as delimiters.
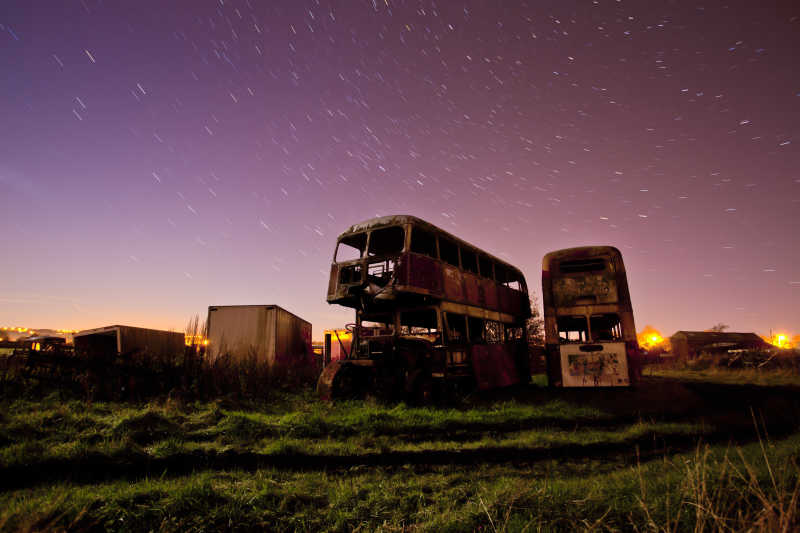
637, 325, 668, 351
762, 332, 796, 349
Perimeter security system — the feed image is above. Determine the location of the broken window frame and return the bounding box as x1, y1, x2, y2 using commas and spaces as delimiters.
367, 226, 406, 257
478, 255, 494, 280
559, 258, 611, 274
409, 226, 437, 258
399, 308, 441, 340
588, 313, 623, 342
335, 232, 367, 262
367, 259, 395, 286
438, 237, 460, 267
484, 320, 504, 344
444, 313, 468, 343
557, 315, 590, 344
467, 316, 485, 343
359, 312, 395, 337
461, 247, 479, 275
505, 326, 524, 341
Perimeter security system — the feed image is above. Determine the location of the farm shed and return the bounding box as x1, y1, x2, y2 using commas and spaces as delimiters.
669, 331, 770, 360
206, 305, 315, 381
73, 325, 184, 360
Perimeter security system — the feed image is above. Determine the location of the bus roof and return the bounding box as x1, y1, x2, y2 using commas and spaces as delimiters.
541, 246, 624, 272
338, 214, 526, 278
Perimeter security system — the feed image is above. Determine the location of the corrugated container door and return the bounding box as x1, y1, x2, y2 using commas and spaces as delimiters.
264, 307, 276, 367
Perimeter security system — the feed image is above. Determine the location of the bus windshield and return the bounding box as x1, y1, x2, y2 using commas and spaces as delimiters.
368, 226, 405, 257
336, 233, 366, 262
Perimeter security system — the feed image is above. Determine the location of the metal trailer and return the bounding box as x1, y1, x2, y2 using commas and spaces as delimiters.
206, 305, 315, 382
73, 325, 185, 360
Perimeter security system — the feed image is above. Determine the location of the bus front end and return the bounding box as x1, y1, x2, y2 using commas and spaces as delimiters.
542, 246, 641, 387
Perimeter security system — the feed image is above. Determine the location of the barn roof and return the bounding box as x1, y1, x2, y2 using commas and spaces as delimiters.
669, 331, 768, 346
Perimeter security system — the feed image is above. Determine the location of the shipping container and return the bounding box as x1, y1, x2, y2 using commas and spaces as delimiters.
206, 305, 315, 382
73, 325, 184, 361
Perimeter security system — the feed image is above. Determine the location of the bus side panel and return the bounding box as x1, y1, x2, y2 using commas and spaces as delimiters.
544, 344, 563, 387
497, 285, 516, 316
442, 264, 465, 303
471, 344, 519, 390
407, 253, 443, 294
511, 290, 527, 317
463, 273, 481, 308
493, 344, 520, 387
481, 278, 498, 311
470, 344, 492, 390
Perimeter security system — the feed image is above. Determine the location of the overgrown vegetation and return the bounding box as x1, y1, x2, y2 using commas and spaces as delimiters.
1, 372, 799, 531
647, 348, 800, 386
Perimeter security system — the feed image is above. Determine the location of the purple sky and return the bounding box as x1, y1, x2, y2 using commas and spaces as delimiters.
1, 1, 798, 338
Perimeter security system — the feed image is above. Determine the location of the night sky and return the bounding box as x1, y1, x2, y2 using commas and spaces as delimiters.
1, 1, 798, 338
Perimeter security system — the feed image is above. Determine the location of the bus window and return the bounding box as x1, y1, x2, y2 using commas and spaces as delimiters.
445, 313, 467, 342
557, 316, 589, 343
495, 263, 509, 285
590, 314, 622, 342
467, 317, 485, 343
439, 238, 459, 266
367, 259, 395, 286
410, 226, 437, 257
361, 314, 395, 336
479, 255, 493, 279
485, 320, 504, 343
400, 309, 440, 341
506, 326, 524, 341
559, 258, 607, 274
336, 233, 366, 262
368, 226, 405, 256
504, 271, 524, 292
461, 248, 478, 274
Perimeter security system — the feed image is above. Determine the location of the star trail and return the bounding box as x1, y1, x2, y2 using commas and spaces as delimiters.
1, 0, 797, 336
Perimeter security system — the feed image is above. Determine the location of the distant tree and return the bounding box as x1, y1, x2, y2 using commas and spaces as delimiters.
708, 323, 729, 332
526, 294, 545, 345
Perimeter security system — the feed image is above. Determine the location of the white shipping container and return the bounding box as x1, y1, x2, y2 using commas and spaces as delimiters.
206, 305, 315, 381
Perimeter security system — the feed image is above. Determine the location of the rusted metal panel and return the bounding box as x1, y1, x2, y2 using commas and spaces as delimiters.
463, 272, 481, 307
481, 278, 498, 311
442, 264, 463, 302
407, 253, 442, 293
471, 343, 519, 390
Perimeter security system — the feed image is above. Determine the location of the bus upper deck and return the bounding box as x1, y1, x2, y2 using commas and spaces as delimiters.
327, 215, 530, 318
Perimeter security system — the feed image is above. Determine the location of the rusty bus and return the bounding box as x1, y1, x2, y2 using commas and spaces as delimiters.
541, 246, 641, 387
318, 215, 531, 401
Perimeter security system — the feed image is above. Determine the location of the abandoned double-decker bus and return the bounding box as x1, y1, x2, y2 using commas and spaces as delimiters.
541, 246, 641, 387
318, 215, 531, 401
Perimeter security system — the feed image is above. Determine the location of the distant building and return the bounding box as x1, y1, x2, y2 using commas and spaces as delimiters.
669, 331, 771, 360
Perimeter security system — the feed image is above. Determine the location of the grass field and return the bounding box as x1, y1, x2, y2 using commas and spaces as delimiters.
1, 373, 799, 531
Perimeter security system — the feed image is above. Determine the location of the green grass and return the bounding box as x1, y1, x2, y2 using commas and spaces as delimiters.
1, 434, 797, 531
1, 373, 799, 531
